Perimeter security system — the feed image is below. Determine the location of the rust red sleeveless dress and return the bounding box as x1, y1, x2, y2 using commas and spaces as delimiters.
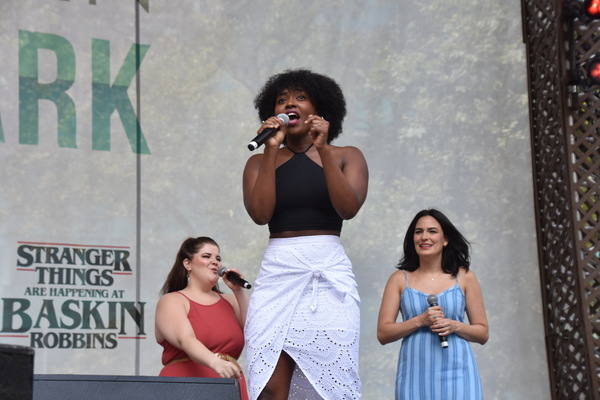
159, 292, 248, 400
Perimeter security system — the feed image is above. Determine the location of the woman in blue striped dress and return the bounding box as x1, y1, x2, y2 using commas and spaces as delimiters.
377, 209, 489, 400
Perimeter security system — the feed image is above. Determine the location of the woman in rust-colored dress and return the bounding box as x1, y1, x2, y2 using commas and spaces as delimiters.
155, 237, 249, 400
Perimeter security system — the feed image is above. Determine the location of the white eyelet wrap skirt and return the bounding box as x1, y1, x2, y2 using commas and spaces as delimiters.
244, 235, 362, 400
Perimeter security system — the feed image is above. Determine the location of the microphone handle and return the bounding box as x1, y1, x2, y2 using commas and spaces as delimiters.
247, 113, 289, 151
440, 335, 449, 348
429, 299, 449, 348
248, 128, 276, 151
226, 271, 252, 289
231, 274, 252, 289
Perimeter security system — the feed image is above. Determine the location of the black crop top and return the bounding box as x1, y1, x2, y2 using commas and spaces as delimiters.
268, 149, 343, 234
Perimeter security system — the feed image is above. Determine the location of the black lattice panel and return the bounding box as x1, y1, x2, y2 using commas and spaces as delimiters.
522, 0, 599, 399
567, 8, 600, 399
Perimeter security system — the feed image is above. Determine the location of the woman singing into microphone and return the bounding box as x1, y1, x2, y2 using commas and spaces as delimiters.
242, 69, 369, 400
155, 236, 250, 400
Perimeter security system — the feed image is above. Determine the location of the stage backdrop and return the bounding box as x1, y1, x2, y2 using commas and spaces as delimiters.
0, 1, 550, 399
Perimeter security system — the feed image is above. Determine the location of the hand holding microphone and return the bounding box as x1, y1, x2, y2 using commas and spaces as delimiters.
247, 113, 290, 151
218, 267, 252, 289
427, 294, 449, 348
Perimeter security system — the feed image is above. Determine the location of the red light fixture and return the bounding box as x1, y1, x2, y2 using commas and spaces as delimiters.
585, 0, 600, 18
588, 57, 600, 85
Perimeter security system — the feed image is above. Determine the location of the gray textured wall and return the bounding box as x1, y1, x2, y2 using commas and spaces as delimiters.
0, 1, 550, 399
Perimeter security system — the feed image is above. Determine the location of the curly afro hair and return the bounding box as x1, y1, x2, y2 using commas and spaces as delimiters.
254, 69, 347, 143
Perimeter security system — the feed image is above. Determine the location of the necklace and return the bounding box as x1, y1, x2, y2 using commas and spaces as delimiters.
287, 143, 314, 154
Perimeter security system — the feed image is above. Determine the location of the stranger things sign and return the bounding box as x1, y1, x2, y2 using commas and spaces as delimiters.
1, 241, 146, 350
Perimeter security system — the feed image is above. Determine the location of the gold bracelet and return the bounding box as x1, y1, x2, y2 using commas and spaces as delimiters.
214, 353, 236, 362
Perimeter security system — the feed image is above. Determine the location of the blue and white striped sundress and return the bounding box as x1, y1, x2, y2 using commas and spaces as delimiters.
396, 271, 483, 400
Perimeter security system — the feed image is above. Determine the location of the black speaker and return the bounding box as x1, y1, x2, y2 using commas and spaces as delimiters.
33, 374, 242, 400
0, 344, 35, 400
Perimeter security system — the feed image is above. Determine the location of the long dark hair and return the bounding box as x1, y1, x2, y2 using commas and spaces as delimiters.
396, 209, 471, 276
160, 237, 222, 295
254, 68, 347, 143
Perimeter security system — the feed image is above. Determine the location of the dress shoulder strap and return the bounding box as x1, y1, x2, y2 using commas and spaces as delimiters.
175, 291, 190, 300
455, 270, 463, 290
402, 270, 409, 287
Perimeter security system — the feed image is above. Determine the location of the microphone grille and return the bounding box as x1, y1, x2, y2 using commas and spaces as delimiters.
427, 294, 438, 305
276, 113, 290, 126
217, 267, 227, 277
